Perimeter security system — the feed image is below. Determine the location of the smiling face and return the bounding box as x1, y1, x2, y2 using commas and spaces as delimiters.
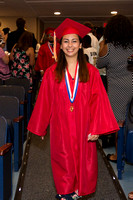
60, 34, 82, 59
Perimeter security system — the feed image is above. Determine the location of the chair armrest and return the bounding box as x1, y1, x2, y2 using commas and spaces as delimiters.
13, 116, 24, 123
0, 143, 12, 156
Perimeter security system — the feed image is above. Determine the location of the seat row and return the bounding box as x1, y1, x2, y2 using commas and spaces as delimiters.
0, 77, 32, 200
0, 77, 32, 123
0, 116, 12, 200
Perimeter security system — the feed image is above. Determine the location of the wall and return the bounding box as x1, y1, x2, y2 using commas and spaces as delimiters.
0, 16, 39, 41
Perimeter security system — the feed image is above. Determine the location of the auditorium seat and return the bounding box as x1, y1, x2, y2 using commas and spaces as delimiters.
0, 96, 24, 172
0, 85, 27, 139
0, 85, 25, 116
0, 115, 12, 200
4, 77, 32, 123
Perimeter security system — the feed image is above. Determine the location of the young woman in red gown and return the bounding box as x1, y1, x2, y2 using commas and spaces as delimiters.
27, 18, 119, 200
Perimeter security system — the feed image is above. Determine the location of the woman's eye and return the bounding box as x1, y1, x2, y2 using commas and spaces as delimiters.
72, 40, 77, 43
63, 39, 78, 43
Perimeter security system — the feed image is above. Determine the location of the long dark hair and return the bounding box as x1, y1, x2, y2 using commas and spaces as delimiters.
104, 14, 133, 49
16, 31, 33, 51
55, 36, 89, 83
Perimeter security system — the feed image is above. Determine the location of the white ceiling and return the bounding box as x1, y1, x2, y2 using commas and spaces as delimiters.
0, 0, 133, 24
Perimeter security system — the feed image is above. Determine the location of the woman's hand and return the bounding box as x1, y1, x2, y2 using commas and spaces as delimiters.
41, 136, 44, 140
2, 52, 9, 64
118, 120, 124, 127
87, 134, 99, 141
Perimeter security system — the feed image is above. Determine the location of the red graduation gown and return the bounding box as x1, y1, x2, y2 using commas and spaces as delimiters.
27, 63, 119, 196
35, 41, 60, 72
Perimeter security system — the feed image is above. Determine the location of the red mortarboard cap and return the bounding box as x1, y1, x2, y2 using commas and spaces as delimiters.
45, 27, 55, 36
103, 22, 107, 28
55, 18, 91, 40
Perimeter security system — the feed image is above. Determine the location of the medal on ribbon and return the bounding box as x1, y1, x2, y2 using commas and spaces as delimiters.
65, 63, 79, 112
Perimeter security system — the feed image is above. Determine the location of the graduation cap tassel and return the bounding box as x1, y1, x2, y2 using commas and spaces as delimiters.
54, 31, 57, 62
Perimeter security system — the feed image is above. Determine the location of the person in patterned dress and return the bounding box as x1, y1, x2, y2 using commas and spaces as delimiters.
97, 14, 133, 162
10, 31, 35, 89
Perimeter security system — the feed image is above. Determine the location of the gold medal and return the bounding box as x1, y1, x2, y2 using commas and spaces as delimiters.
52, 55, 55, 59
70, 105, 74, 112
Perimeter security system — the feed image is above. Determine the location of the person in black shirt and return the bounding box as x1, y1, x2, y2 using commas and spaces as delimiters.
7, 18, 37, 52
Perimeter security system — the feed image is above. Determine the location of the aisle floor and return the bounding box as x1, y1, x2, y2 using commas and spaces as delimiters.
103, 146, 133, 199
11, 140, 133, 200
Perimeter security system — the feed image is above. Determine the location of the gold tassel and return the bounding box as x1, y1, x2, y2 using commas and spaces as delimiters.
54, 31, 57, 62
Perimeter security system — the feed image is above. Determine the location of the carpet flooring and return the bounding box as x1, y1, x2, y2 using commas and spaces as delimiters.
14, 129, 127, 200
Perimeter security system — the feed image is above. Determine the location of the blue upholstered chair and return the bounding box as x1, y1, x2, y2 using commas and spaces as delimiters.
4, 77, 32, 123
0, 96, 24, 172
0, 85, 26, 141
0, 115, 12, 200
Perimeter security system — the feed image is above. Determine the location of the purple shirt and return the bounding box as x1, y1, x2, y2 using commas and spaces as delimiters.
0, 47, 10, 80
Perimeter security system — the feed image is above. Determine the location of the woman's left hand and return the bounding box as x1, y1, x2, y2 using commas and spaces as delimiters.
87, 134, 99, 141
41, 136, 44, 140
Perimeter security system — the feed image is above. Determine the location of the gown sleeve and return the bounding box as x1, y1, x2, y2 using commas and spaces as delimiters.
88, 66, 119, 135
27, 67, 54, 136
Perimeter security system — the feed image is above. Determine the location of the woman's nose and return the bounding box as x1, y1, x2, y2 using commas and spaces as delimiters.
68, 41, 72, 47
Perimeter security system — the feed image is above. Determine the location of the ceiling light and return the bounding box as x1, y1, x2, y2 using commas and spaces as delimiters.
54, 11, 61, 15
111, 11, 118, 15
